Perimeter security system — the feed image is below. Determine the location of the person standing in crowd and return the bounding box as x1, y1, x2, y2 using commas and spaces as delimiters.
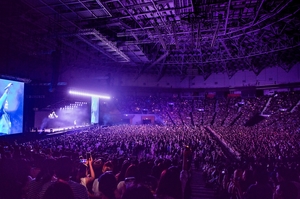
27, 159, 56, 199
156, 166, 182, 199
42, 181, 75, 199
38, 157, 89, 199
244, 167, 273, 199
98, 172, 118, 199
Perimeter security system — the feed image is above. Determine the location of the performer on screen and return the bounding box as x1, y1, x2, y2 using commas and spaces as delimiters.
0, 83, 12, 135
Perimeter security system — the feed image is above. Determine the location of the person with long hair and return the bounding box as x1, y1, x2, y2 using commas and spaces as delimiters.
117, 164, 140, 198
116, 160, 130, 183
156, 166, 182, 199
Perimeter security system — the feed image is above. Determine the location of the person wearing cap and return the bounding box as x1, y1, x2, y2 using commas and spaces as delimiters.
98, 172, 118, 199
92, 161, 114, 197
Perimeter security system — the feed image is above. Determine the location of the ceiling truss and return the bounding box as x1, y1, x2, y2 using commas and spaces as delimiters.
0, 0, 299, 81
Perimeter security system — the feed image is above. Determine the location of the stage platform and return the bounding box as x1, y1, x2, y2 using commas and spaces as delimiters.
31, 125, 91, 135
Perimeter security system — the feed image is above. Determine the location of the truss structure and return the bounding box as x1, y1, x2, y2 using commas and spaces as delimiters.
0, 0, 299, 81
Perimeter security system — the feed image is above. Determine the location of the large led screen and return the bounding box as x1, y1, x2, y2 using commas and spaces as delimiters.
91, 97, 99, 124
34, 102, 89, 131
0, 79, 24, 136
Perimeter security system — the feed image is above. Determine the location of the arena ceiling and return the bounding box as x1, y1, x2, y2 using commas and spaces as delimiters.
0, 0, 300, 82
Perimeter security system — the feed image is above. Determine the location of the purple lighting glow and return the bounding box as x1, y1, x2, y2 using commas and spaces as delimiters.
69, 90, 111, 99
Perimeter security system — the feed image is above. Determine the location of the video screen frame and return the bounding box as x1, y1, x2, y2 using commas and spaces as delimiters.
0, 78, 24, 136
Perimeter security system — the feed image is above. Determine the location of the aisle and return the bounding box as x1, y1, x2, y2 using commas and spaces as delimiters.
190, 167, 216, 199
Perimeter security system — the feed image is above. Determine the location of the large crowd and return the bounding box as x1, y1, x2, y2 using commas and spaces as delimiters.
110, 92, 300, 128
0, 125, 226, 199
0, 91, 300, 199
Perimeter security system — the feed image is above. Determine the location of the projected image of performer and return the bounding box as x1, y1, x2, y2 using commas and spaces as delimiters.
0, 83, 13, 135
91, 98, 99, 124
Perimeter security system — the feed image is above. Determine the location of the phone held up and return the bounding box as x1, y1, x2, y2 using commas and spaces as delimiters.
86, 152, 91, 159
79, 155, 87, 164
79, 152, 91, 165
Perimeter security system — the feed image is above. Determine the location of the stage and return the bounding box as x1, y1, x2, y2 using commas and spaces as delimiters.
31, 124, 91, 135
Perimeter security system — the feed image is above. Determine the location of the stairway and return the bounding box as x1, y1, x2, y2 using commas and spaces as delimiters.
190, 166, 216, 199
261, 97, 272, 116
210, 112, 216, 126
230, 113, 242, 126
291, 100, 300, 113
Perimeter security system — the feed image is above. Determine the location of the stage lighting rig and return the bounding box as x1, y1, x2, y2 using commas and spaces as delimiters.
69, 90, 110, 99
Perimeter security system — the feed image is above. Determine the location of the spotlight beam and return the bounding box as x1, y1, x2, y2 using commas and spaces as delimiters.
69, 90, 110, 99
